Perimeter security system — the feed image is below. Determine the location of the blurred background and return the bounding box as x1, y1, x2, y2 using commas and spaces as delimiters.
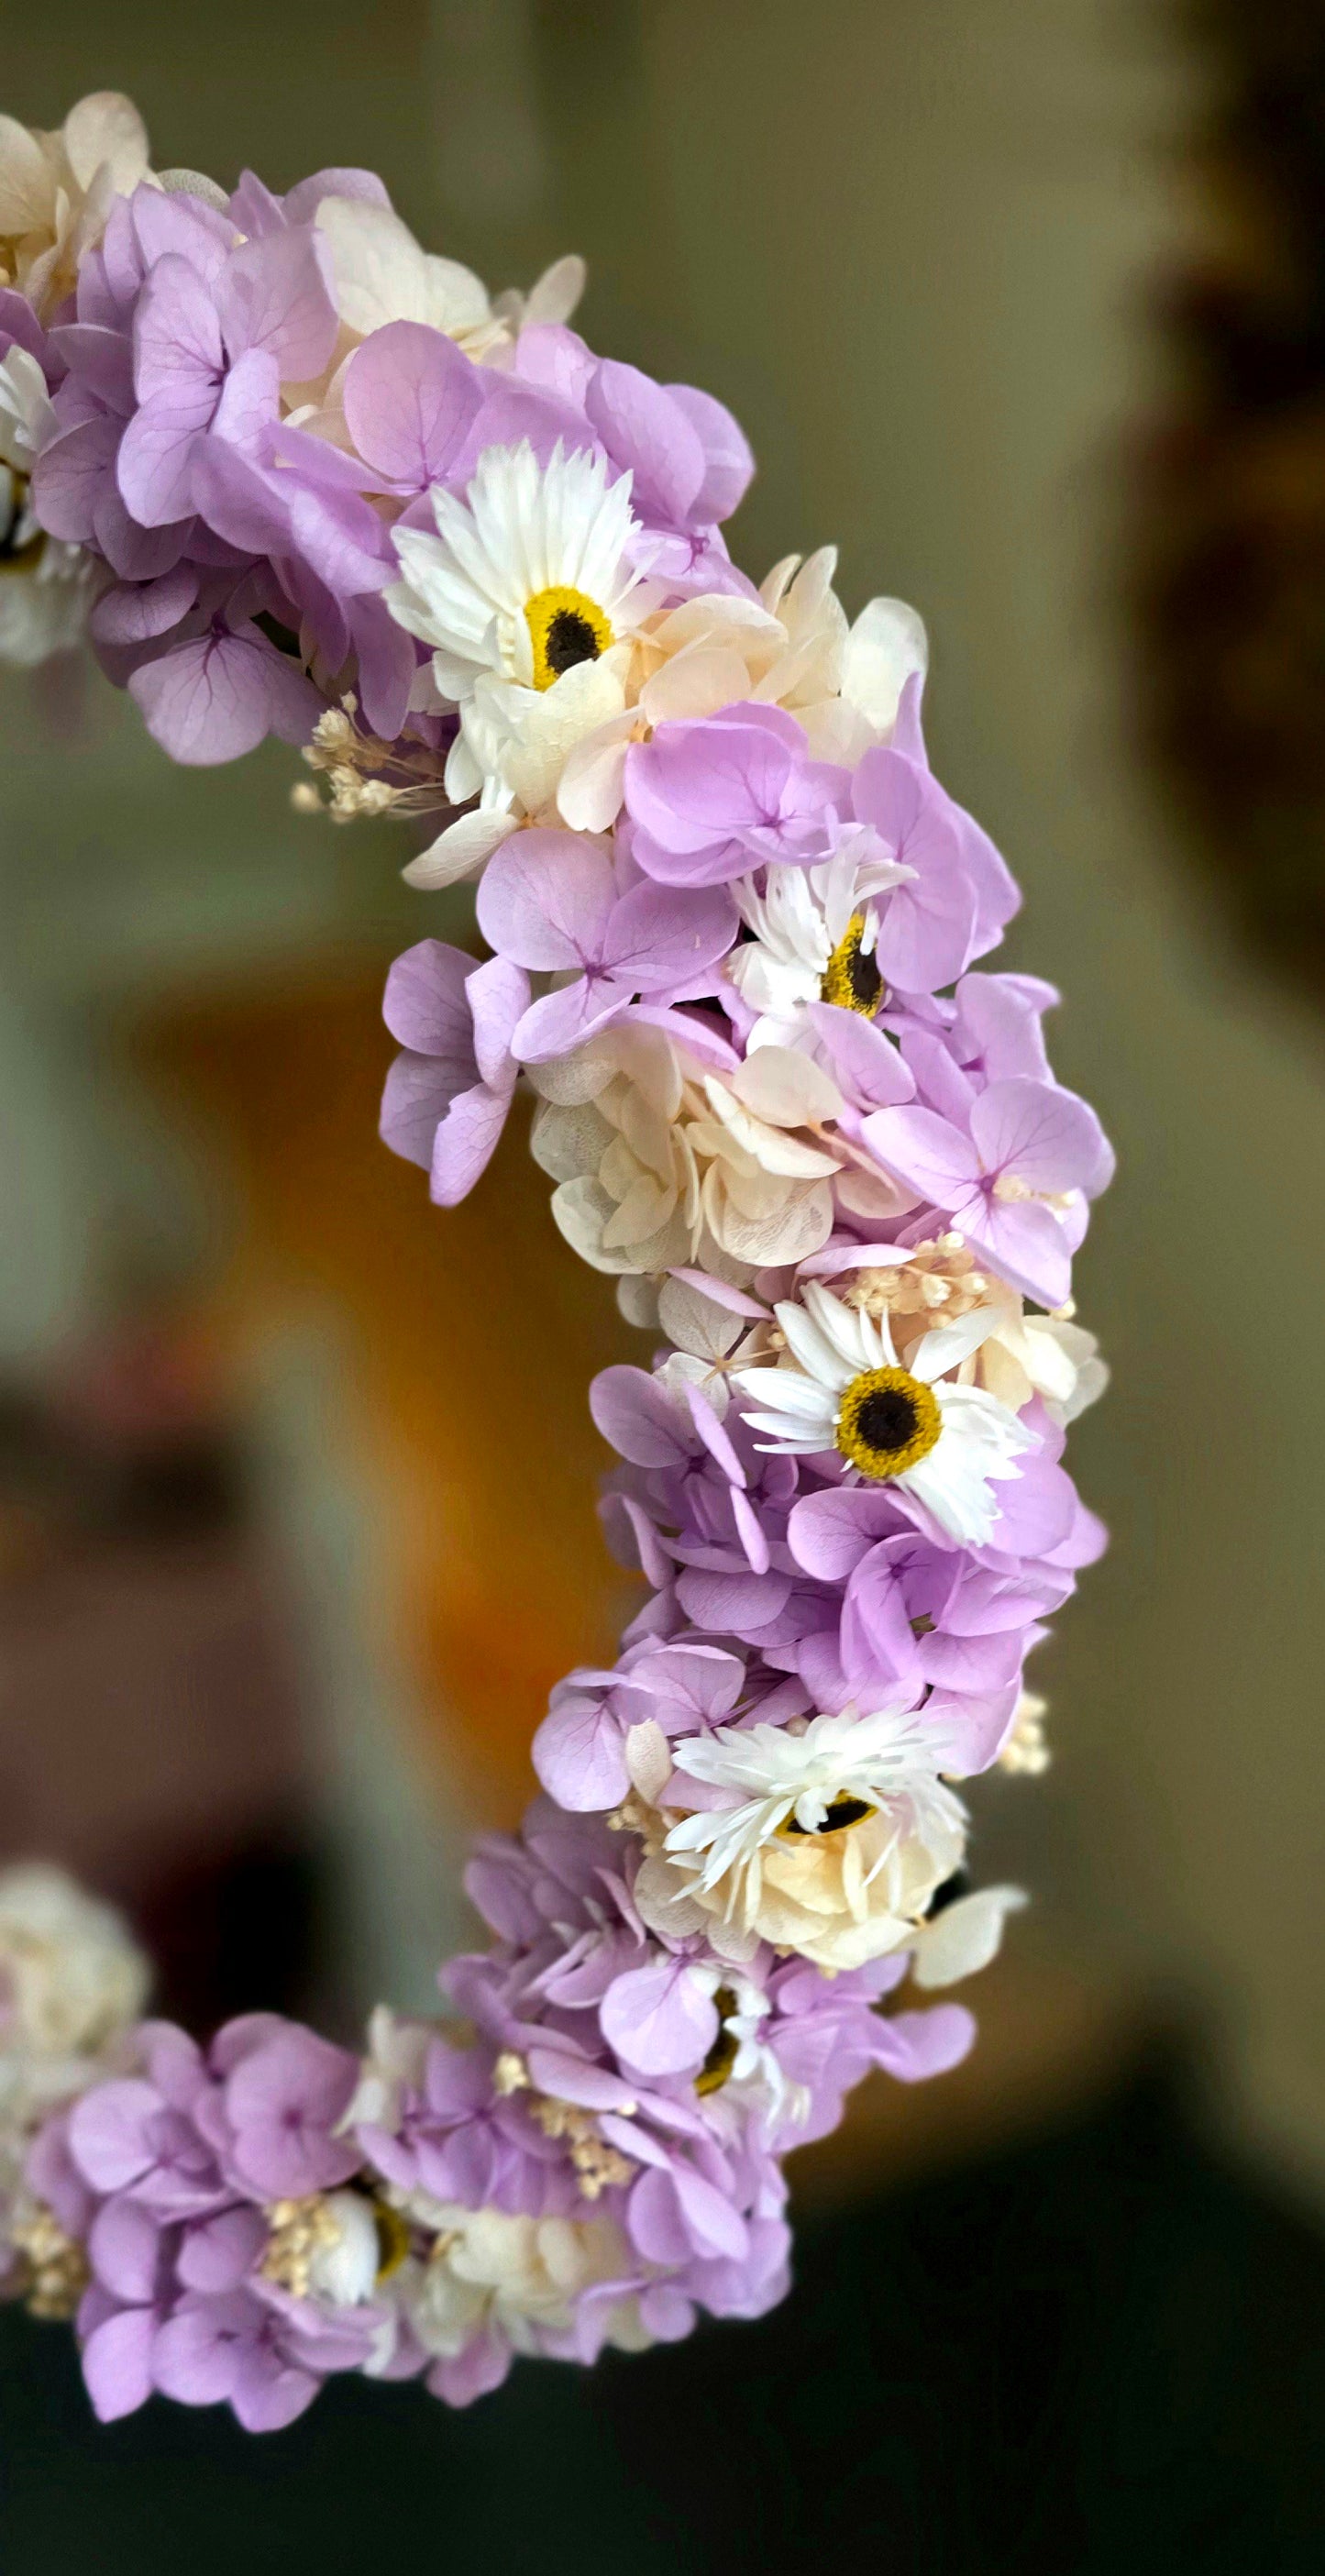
4, 1, 1325, 2564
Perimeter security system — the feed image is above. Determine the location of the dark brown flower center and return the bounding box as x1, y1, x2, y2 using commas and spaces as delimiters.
524, 584, 613, 689
780, 1795, 876, 1836
695, 1985, 740, 2095
544, 606, 602, 678
821, 912, 885, 1016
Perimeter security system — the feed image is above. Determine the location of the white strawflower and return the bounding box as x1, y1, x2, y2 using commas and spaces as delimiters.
386, 441, 662, 885
732, 1280, 1032, 1544
642, 1705, 968, 1974
728, 845, 911, 1048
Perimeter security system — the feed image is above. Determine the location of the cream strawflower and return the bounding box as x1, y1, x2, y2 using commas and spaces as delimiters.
0, 345, 95, 665
529, 1025, 846, 1277
400, 2206, 651, 2360
646, 1705, 967, 1973
0, 1864, 148, 2069
732, 1280, 1033, 1544
0, 92, 153, 319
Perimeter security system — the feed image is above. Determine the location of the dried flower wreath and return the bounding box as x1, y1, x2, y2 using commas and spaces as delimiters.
0, 94, 1110, 2426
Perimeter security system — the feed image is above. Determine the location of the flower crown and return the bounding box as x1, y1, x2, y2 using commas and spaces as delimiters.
0, 94, 1111, 2427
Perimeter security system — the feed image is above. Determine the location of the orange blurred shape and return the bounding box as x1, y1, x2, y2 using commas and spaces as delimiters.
136, 957, 644, 1823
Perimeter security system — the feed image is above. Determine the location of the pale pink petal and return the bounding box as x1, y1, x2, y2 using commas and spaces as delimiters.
344, 320, 482, 490
215, 227, 337, 380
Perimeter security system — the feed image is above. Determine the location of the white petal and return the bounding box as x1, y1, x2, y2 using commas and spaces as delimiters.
401, 808, 517, 887
911, 1885, 1026, 1988
911, 1305, 1002, 1383
775, 1299, 852, 1391
841, 595, 929, 739
731, 1365, 834, 1423
731, 1045, 842, 1130
803, 1282, 876, 1372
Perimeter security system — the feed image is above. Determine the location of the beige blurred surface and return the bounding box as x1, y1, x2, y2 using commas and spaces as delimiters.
1, 2, 1324, 2187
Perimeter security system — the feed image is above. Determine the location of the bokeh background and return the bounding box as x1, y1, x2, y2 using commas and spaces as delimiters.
4, 3, 1325, 2564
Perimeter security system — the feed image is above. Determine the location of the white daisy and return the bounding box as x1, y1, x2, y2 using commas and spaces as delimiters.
387, 439, 656, 706
731, 1279, 1032, 1545
387, 440, 660, 883
726, 840, 912, 1046
0, 346, 95, 667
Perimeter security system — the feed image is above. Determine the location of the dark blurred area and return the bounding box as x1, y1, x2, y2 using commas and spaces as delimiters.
0, 1318, 319, 2029
1135, 5, 1325, 1004
5, 2062, 1325, 2572
4, 0, 1325, 2564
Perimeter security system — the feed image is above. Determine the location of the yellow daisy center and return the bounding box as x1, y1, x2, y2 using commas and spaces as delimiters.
0, 467, 43, 578
820, 911, 884, 1016
524, 584, 613, 691
778, 1795, 878, 1839
835, 1365, 942, 1479
372, 2199, 413, 2283
695, 1985, 740, 2096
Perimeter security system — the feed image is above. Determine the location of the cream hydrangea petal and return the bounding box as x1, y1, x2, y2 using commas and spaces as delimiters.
316, 198, 491, 341
557, 712, 637, 832
841, 594, 929, 737
729, 1046, 842, 1131
505, 253, 587, 328
656, 1276, 745, 1362
500, 653, 629, 813
910, 1886, 1026, 1988
708, 1180, 834, 1267
640, 643, 756, 724
62, 92, 150, 193
529, 1100, 615, 1182
0, 116, 55, 232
